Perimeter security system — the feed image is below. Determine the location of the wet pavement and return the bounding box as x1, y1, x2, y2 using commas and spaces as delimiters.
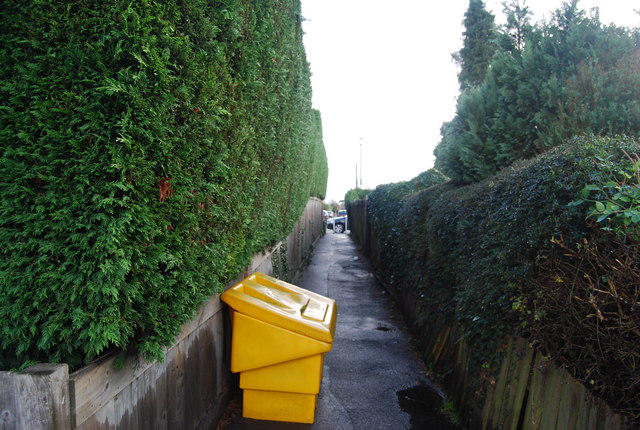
217, 230, 462, 430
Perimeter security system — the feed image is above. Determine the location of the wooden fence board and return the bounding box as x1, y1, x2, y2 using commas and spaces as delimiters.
166, 342, 186, 429
490, 337, 514, 428
604, 409, 624, 430
452, 341, 470, 411
540, 362, 563, 429
183, 331, 200, 430
175, 296, 222, 347
562, 369, 594, 430
153, 364, 169, 430
522, 353, 545, 430
587, 402, 601, 430
140, 365, 156, 430
111, 382, 130, 430
507, 338, 535, 430
572, 381, 591, 430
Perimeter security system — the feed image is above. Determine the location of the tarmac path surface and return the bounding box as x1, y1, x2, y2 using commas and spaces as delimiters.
218, 230, 462, 430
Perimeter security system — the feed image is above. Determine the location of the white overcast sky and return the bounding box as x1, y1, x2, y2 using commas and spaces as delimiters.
300, 0, 639, 202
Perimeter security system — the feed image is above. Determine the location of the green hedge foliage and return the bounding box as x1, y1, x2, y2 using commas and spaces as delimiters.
0, 0, 327, 370
358, 136, 640, 420
343, 188, 373, 204
364, 169, 448, 287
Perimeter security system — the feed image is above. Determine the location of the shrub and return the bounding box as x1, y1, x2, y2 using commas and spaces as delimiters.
358, 135, 640, 421
570, 149, 640, 239
425, 137, 638, 365
344, 188, 373, 204
365, 169, 448, 287
435, 3, 640, 184
522, 229, 640, 423
0, 0, 326, 370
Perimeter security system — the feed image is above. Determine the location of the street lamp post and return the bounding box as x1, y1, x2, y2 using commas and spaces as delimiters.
359, 138, 363, 187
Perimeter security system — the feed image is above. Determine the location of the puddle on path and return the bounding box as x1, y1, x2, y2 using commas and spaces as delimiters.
339, 264, 374, 278
396, 386, 463, 430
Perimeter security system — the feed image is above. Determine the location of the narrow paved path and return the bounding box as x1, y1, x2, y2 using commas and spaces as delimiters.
219, 231, 462, 429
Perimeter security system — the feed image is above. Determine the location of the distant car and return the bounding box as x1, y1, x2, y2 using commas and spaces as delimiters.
337, 210, 347, 217
327, 215, 347, 233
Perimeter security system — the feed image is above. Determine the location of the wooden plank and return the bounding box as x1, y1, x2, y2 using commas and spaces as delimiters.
128, 374, 140, 430
153, 364, 169, 430
572, 378, 592, 430
70, 350, 154, 427
452, 340, 470, 408
590, 401, 603, 430
489, 337, 515, 428
91, 389, 115, 430
197, 324, 213, 422
539, 362, 562, 429
111, 383, 130, 430
139, 365, 155, 430
565, 372, 582, 430
603, 410, 624, 430
191, 321, 219, 429
522, 352, 546, 430
481, 372, 497, 430
430, 325, 452, 369
0, 364, 70, 430
212, 310, 226, 403
507, 338, 535, 430
166, 342, 186, 429
213, 310, 227, 396
121, 381, 133, 429
183, 331, 200, 430
200, 322, 216, 415
74, 414, 99, 430
0, 371, 20, 430
593, 399, 612, 430
554, 370, 573, 430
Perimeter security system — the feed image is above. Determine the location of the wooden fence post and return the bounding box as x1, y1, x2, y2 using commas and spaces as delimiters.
0, 364, 70, 430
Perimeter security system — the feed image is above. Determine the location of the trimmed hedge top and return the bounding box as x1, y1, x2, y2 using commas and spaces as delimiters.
0, 0, 327, 370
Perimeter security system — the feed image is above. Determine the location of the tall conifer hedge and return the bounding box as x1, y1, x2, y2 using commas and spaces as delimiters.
0, 0, 327, 370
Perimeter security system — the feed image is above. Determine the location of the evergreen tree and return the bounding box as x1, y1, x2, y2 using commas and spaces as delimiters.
499, 0, 532, 52
454, 0, 498, 91
436, 1, 640, 184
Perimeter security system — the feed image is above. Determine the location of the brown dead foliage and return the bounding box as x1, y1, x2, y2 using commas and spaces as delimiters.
523, 228, 640, 423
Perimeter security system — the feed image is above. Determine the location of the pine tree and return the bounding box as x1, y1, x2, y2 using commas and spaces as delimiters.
454, 0, 498, 91
500, 0, 532, 52
437, 0, 640, 184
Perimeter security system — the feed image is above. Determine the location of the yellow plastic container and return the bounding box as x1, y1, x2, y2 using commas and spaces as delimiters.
221, 272, 337, 423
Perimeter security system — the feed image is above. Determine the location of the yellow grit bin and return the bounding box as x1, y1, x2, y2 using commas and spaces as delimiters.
221, 272, 338, 424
